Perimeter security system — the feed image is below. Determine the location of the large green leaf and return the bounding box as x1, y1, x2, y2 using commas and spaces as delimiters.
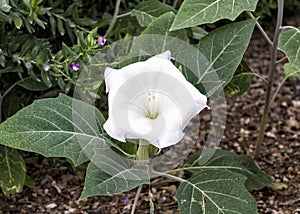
179, 19, 256, 96
131, 0, 175, 27
142, 12, 188, 41
176, 169, 258, 214
0, 145, 26, 196
184, 149, 272, 191
278, 26, 300, 77
127, 12, 188, 61
224, 60, 253, 98
0, 94, 108, 166
80, 148, 149, 199
170, 0, 258, 31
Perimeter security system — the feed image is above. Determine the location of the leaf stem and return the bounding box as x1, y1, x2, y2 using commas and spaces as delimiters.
131, 185, 143, 214
254, 0, 284, 160
104, 0, 121, 37
149, 162, 185, 183
276, 56, 288, 65
116, 12, 131, 18
270, 75, 288, 104
247, 12, 273, 46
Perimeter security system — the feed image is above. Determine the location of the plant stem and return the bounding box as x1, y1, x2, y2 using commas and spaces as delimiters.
173, 0, 180, 8
247, 12, 273, 46
254, 0, 284, 160
131, 185, 143, 214
104, 0, 121, 37
136, 139, 150, 160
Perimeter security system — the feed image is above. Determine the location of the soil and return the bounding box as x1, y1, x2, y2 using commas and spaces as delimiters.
0, 18, 300, 214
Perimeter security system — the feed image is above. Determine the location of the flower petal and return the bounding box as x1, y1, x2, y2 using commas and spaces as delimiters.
103, 50, 208, 149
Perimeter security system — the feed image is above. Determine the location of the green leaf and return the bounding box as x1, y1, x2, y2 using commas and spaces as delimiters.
185, 149, 272, 191
57, 18, 65, 36
80, 148, 149, 199
170, 0, 258, 31
17, 76, 50, 91
62, 42, 76, 56
278, 26, 300, 77
0, 55, 5, 67
224, 60, 253, 98
124, 12, 188, 67
0, 145, 26, 196
49, 15, 56, 35
131, 10, 156, 27
190, 26, 208, 40
282, 62, 300, 77
41, 69, 52, 87
131, 0, 175, 27
143, 12, 188, 41
176, 169, 258, 214
0, 94, 108, 166
179, 19, 256, 96
0, 0, 11, 12
10, 11, 22, 29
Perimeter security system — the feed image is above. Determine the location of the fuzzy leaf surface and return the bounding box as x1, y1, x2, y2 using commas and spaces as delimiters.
176, 169, 258, 214
0, 146, 26, 196
0, 94, 108, 166
170, 0, 258, 30
278, 26, 300, 77
80, 148, 149, 199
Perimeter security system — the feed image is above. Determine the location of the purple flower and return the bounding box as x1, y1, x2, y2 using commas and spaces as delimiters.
97, 36, 106, 46
125, 196, 129, 204
69, 62, 80, 71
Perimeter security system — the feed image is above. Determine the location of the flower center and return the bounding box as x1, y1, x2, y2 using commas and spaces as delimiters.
146, 92, 159, 119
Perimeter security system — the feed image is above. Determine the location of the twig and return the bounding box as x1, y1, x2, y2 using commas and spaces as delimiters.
116, 12, 131, 18
247, 12, 273, 46
270, 75, 288, 104
131, 185, 143, 214
104, 0, 122, 37
276, 56, 288, 65
254, 0, 284, 160
173, 0, 180, 8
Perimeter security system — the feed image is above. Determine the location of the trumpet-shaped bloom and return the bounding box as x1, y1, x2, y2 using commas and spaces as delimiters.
103, 51, 208, 149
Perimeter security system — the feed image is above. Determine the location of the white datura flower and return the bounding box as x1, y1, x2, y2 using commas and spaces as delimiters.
103, 50, 208, 149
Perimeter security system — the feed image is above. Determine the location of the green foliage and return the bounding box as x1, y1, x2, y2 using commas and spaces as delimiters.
0, 94, 107, 166
176, 169, 258, 214
142, 12, 188, 41
131, 0, 175, 27
224, 60, 253, 98
170, 0, 258, 31
184, 149, 272, 191
278, 26, 300, 77
80, 148, 149, 199
181, 19, 256, 96
0, 145, 26, 196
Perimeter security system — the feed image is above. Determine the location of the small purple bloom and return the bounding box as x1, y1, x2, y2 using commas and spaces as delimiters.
125, 196, 129, 204
69, 62, 80, 71
97, 36, 106, 46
